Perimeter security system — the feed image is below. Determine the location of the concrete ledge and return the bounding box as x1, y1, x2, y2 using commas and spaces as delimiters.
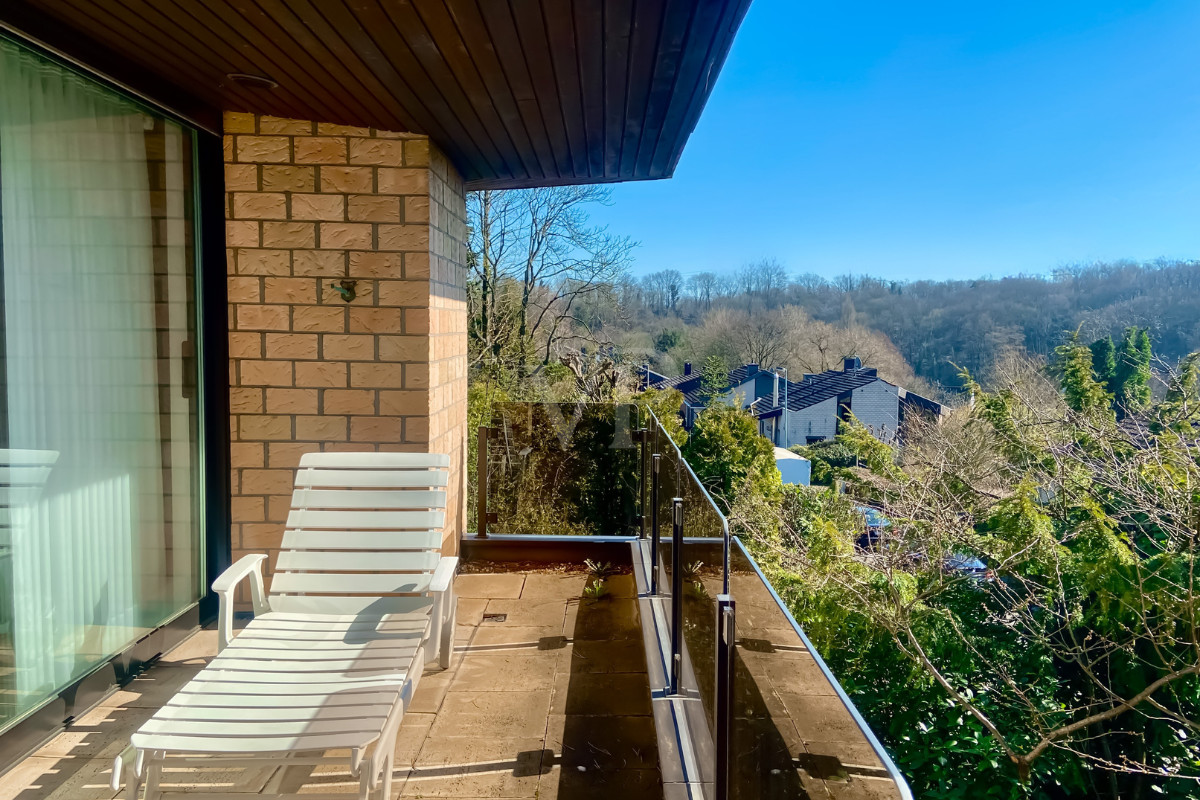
631, 539, 710, 799
461, 533, 636, 565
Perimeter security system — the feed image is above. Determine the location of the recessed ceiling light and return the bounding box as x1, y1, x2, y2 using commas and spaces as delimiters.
226, 73, 278, 90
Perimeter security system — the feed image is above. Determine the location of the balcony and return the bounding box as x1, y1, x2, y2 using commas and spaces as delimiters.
0, 403, 911, 800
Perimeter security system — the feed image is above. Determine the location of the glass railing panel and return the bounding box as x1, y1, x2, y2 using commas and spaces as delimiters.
728, 538, 910, 800
654, 433, 680, 600
484, 402, 640, 536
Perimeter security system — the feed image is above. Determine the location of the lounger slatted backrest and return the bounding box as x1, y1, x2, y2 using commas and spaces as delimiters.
268, 451, 451, 616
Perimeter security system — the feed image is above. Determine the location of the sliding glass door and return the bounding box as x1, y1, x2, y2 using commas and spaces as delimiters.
0, 36, 202, 733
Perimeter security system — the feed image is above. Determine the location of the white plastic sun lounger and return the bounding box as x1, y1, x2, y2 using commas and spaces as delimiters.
113, 452, 457, 800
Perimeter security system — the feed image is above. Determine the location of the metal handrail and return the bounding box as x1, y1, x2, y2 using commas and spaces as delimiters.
641, 405, 731, 593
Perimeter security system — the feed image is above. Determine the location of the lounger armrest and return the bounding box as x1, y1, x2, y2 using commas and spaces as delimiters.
430, 557, 458, 594
213, 553, 269, 652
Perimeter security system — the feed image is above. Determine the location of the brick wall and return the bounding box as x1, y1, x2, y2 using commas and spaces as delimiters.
223, 112, 468, 577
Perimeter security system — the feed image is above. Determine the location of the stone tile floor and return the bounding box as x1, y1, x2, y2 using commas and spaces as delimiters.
0, 568, 661, 799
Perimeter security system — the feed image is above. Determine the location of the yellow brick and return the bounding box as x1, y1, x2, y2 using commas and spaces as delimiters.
293, 250, 346, 277
233, 192, 287, 220
265, 332, 319, 359
262, 165, 316, 192
404, 253, 431, 280
349, 307, 404, 334
320, 223, 373, 250
236, 136, 290, 163
316, 123, 373, 136
376, 168, 428, 195
237, 249, 291, 276
351, 416, 404, 443
404, 362, 430, 389
225, 163, 259, 192
226, 221, 260, 247
262, 221, 316, 249
229, 332, 263, 359
296, 415, 348, 441
241, 468, 297, 493
230, 441, 265, 468
404, 139, 430, 167
404, 416, 430, 443
377, 224, 427, 251
351, 362, 406, 389
294, 137, 348, 164
320, 165, 375, 193
228, 276, 261, 303
240, 359, 294, 386
292, 306, 346, 333
349, 251, 403, 279
376, 280, 427, 306
224, 111, 258, 134
239, 415, 293, 441
229, 387, 264, 413
258, 115, 314, 135
295, 361, 348, 388
263, 277, 319, 304
378, 335, 426, 361
266, 388, 319, 414
348, 195, 401, 223
348, 138, 405, 167
291, 193, 345, 221
324, 389, 377, 415
404, 195, 430, 223
379, 390, 424, 416
404, 308, 430, 334
322, 334, 376, 361
236, 305, 290, 332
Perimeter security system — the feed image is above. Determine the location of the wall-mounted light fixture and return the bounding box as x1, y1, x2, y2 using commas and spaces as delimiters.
226, 73, 278, 90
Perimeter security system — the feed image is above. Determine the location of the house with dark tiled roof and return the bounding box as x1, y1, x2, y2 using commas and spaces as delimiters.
640, 357, 944, 447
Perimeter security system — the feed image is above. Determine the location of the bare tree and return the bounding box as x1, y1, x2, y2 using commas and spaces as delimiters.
687, 272, 720, 310
467, 186, 634, 373
642, 269, 683, 315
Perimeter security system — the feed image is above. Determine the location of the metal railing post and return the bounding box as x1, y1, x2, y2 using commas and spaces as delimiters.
650, 454, 661, 594
715, 594, 736, 800
670, 496, 683, 695
637, 425, 649, 537
476, 425, 489, 538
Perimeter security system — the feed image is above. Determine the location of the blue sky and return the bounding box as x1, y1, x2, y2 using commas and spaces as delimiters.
591, 0, 1200, 281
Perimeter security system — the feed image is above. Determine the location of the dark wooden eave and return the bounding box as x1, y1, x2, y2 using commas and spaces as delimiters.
1, 0, 751, 190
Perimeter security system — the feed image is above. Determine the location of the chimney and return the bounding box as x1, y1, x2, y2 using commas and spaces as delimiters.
773, 371, 780, 408
746, 363, 759, 377
844, 356, 861, 372
683, 362, 692, 376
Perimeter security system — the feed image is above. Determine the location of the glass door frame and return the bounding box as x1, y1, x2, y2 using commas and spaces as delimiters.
0, 27, 231, 770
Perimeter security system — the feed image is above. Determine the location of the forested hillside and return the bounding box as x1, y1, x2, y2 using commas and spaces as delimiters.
622, 259, 1200, 390
465, 186, 1199, 402
784, 260, 1200, 387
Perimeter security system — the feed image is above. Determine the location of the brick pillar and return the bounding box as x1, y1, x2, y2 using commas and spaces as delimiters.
223, 112, 467, 575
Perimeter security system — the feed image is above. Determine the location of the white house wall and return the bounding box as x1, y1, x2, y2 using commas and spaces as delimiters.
785, 396, 839, 446
850, 380, 900, 441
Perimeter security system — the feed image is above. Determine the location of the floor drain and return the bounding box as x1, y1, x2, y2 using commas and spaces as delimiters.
482, 613, 507, 623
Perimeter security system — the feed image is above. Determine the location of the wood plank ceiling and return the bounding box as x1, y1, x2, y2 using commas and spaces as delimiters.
2, 0, 753, 189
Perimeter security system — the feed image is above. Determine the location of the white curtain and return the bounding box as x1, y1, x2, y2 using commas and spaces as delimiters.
0, 40, 173, 714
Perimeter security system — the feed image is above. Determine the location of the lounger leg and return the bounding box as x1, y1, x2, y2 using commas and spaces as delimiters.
142, 752, 164, 800
439, 594, 456, 669
379, 751, 394, 800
